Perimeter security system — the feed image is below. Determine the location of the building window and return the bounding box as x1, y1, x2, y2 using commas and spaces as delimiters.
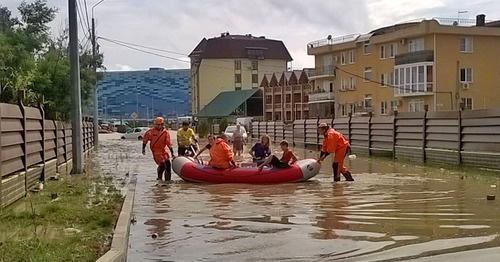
350, 77, 356, 90
380, 73, 387, 86
235, 60, 241, 70
349, 103, 356, 114
461, 98, 473, 110
381, 101, 387, 115
390, 43, 397, 58
380, 45, 386, 59
390, 72, 394, 86
364, 67, 372, 81
460, 37, 473, 52
394, 63, 433, 95
251, 60, 258, 70
408, 38, 424, 52
349, 50, 355, 64
341, 78, 347, 91
341, 52, 346, 65
364, 94, 372, 109
235, 73, 241, 84
363, 43, 371, 54
409, 98, 424, 112
252, 74, 258, 84
460, 68, 473, 83
247, 49, 264, 59
340, 104, 347, 117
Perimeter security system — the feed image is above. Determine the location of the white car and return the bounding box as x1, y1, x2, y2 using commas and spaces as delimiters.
224, 125, 248, 142
121, 127, 149, 140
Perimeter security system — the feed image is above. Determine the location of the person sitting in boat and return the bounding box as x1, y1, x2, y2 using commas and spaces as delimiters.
249, 134, 271, 165
208, 134, 237, 169
257, 140, 297, 171
193, 134, 216, 162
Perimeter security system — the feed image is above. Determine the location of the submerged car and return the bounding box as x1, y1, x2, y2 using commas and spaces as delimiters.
223, 125, 247, 142
121, 127, 149, 140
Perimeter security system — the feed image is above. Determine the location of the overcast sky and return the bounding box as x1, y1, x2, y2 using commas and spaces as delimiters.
3, 0, 499, 71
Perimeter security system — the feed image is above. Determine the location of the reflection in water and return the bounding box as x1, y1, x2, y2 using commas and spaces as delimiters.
95, 134, 500, 261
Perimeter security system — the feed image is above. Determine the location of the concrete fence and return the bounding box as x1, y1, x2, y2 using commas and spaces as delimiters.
0, 102, 94, 209
251, 108, 500, 170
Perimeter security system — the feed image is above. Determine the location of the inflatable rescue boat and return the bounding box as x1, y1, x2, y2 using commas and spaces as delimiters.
172, 156, 320, 183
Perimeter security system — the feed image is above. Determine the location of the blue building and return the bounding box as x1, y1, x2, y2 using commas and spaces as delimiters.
97, 68, 190, 120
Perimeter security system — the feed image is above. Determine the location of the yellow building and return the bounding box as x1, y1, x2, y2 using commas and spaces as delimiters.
307, 15, 500, 117
189, 33, 292, 115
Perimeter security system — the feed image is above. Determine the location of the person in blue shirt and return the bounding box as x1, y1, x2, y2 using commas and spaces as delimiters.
249, 134, 271, 165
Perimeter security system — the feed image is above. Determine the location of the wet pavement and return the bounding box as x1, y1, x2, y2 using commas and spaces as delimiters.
98, 131, 500, 261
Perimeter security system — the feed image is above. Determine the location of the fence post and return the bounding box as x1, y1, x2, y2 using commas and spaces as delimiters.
54, 120, 59, 169
19, 96, 28, 196
368, 112, 372, 156
63, 122, 69, 166
39, 103, 46, 182
422, 110, 427, 162
458, 110, 462, 164
348, 113, 352, 145
0, 104, 3, 209
392, 111, 397, 160
303, 119, 306, 144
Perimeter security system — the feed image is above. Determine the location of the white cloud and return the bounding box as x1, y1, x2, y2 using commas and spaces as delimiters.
114, 64, 134, 71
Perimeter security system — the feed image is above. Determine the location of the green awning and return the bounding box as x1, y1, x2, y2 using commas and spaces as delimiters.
196, 89, 259, 118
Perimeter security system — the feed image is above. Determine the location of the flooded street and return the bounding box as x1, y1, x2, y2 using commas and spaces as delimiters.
98, 132, 500, 261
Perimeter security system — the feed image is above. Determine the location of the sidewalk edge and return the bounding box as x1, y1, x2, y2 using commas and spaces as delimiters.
96, 176, 137, 262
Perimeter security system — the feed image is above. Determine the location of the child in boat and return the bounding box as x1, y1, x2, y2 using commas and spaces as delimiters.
257, 140, 297, 171
249, 134, 271, 165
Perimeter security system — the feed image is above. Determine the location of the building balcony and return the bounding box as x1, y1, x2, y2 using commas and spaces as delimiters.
394, 83, 434, 97
308, 65, 336, 80
395, 50, 434, 65
308, 91, 335, 102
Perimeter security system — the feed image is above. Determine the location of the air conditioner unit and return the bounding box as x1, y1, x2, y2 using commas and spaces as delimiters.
462, 83, 470, 89
400, 38, 406, 45
333, 56, 338, 62
395, 100, 402, 106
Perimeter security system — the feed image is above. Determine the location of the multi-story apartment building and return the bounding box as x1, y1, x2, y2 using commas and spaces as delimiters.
97, 68, 190, 120
307, 15, 500, 117
260, 69, 312, 122
189, 33, 292, 115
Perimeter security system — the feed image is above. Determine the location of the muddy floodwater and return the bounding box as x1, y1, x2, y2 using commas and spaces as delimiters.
97, 132, 500, 261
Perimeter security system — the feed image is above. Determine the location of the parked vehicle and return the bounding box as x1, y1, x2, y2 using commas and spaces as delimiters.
223, 125, 247, 142
121, 127, 149, 140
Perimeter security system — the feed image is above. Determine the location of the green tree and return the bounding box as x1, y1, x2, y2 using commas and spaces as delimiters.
0, 1, 104, 120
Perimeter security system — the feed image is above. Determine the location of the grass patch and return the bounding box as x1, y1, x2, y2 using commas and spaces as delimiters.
0, 174, 124, 262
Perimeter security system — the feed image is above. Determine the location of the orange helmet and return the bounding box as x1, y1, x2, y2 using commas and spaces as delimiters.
154, 117, 164, 124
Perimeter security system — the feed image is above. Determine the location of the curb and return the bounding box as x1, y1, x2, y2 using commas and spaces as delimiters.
96, 176, 137, 262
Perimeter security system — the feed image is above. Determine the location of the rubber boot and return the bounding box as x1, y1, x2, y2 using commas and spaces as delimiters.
332, 162, 340, 182
164, 160, 172, 181
343, 171, 354, 181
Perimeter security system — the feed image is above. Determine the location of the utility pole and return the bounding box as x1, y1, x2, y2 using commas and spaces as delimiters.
91, 17, 98, 147
91, 0, 105, 147
69, 0, 84, 173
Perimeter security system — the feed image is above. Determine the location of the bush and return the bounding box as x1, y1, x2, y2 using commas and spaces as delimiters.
198, 121, 210, 138
219, 118, 229, 135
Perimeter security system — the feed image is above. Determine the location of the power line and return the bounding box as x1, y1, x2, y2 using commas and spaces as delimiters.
98, 36, 188, 56
97, 36, 301, 70
83, 0, 91, 31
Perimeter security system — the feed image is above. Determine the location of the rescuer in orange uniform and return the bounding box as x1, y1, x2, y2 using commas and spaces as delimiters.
317, 123, 354, 182
142, 117, 175, 181
209, 134, 236, 169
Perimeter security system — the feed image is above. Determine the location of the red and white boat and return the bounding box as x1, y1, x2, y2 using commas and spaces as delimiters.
172, 156, 320, 183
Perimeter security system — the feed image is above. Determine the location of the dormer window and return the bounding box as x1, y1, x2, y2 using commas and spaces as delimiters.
246, 47, 266, 59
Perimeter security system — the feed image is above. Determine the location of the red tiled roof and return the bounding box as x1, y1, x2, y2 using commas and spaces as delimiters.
189, 34, 293, 61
